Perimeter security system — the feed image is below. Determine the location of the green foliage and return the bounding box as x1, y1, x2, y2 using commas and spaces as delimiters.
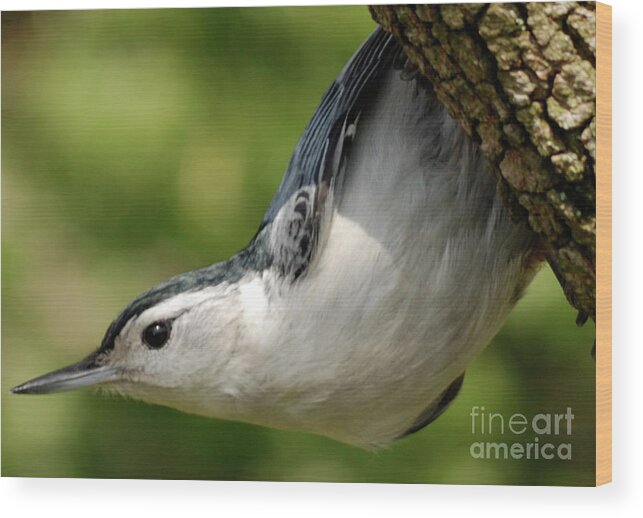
1, 7, 595, 485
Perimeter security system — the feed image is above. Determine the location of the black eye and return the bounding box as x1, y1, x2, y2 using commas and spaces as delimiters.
142, 321, 171, 349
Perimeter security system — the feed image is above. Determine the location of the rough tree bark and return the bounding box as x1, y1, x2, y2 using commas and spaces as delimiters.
370, 3, 596, 322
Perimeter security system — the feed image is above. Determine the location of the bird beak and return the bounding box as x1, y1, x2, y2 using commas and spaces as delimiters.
10, 352, 121, 395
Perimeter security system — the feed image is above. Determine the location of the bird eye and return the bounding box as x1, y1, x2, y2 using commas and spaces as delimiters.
142, 321, 171, 349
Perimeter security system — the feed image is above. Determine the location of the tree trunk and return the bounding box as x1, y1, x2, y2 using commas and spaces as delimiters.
370, 3, 596, 321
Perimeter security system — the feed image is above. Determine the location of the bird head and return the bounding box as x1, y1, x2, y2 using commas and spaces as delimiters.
10, 260, 256, 416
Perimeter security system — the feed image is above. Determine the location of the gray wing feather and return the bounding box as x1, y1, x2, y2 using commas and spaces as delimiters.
258, 27, 400, 280
262, 27, 398, 224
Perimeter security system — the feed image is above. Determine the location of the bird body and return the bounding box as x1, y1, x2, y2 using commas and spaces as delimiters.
12, 28, 538, 448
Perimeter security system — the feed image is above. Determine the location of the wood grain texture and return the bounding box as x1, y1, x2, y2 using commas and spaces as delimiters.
595, 1, 611, 487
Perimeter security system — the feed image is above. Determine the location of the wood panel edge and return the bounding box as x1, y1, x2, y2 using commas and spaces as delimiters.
595, 1, 612, 487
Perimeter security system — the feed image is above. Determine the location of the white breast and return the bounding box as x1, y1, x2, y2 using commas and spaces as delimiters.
247, 69, 536, 448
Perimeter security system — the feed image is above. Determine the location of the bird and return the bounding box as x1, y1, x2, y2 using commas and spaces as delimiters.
11, 27, 539, 449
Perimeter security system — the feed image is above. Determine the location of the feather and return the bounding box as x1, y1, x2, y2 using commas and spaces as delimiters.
260, 28, 400, 280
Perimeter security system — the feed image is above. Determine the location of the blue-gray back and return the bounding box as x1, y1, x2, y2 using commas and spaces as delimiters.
261, 27, 399, 226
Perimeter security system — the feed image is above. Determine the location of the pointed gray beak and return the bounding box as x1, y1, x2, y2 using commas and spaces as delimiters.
10, 353, 121, 395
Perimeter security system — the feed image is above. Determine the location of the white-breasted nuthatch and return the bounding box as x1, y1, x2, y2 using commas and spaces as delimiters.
12, 28, 539, 448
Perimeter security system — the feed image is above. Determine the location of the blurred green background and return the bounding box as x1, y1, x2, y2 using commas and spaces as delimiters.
2, 6, 595, 485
